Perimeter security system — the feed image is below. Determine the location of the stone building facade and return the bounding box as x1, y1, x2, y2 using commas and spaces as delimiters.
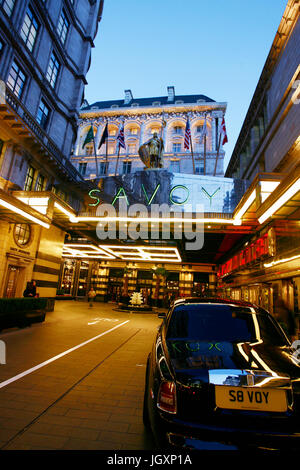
220, 0, 300, 322
72, 87, 227, 179
0, 0, 104, 298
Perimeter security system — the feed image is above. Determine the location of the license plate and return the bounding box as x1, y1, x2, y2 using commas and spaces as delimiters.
215, 386, 287, 412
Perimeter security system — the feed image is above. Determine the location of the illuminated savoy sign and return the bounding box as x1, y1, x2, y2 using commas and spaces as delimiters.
85, 170, 247, 214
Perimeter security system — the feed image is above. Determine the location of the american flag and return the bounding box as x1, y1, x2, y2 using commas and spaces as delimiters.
117, 123, 125, 149
184, 119, 191, 149
221, 116, 228, 145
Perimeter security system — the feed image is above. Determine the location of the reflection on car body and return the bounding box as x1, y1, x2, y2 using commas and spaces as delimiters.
143, 298, 300, 451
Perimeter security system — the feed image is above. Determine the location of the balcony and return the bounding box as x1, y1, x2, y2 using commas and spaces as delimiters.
1, 82, 84, 185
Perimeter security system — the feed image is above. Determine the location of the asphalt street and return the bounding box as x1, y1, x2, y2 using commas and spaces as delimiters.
0, 300, 162, 450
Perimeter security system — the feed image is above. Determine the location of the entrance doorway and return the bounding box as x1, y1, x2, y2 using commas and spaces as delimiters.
4, 265, 21, 298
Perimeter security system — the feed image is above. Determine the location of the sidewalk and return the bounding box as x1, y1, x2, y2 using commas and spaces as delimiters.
0, 301, 160, 450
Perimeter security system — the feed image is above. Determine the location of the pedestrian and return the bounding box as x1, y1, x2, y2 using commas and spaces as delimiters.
87, 287, 96, 307
23, 280, 37, 297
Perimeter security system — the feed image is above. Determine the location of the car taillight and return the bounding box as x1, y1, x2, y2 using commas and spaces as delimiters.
157, 381, 177, 414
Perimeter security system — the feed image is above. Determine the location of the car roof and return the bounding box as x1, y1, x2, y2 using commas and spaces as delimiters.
172, 297, 260, 310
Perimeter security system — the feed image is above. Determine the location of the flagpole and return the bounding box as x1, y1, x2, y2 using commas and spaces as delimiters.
115, 143, 120, 176
203, 117, 207, 175
105, 135, 108, 175
92, 127, 99, 178
190, 126, 195, 174
159, 113, 166, 167
214, 131, 222, 176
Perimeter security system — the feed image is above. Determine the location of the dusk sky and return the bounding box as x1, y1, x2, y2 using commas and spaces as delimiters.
84, 0, 287, 171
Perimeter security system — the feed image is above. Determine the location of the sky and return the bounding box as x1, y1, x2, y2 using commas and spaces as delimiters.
84, 0, 288, 171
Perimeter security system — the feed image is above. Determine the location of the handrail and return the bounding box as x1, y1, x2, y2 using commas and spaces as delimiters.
3, 84, 84, 183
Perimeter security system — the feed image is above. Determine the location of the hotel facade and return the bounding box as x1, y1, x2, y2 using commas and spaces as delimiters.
71, 87, 227, 178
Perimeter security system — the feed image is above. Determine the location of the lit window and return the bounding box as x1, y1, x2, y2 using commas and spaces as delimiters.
85, 144, 93, 156
108, 145, 115, 155
57, 10, 69, 44
20, 7, 39, 52
7, 61, 27, 99
109, 129, 117, 136
36, 98, 50, 129
123, 161, 132, 174
46, 52, 60, 88
129, 128, 138, 135
151, 128, 159, 135
14, 224, 31, 246
24, 165, 35, 191
36, 174, 45, 191
128, 144, 136, 154
173, 143, 181, 153
2, 0, 15, 17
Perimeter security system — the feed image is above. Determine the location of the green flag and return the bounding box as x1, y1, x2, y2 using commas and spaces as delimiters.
82, 125, 94, 149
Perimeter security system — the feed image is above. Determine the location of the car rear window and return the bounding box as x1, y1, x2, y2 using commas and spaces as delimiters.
166, 304, 288, 345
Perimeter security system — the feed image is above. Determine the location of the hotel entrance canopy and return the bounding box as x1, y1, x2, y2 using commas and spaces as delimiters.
9, 165, 300, 265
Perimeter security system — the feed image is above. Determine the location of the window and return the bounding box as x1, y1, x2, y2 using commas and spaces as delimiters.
85, 144, 93, 156
14, 223, 31, 246
99, 162, 108, 175
166, 304, 289, 347
57, 10, 69, 44
24, 165, 35, 191
128, 144, 136, 154
196, 126, 202, 133
2, 0, 15, 17
36, 174, 45, 191
108, 145, 115, 155
169, 161, 180, 172
7, 61, 27, 99
36, 98, 50, 129
79, 162, 87, 175
129, 128, 138, 135
20, 7, 39, 52
109, 129, 117, 136
174, 126, 183, 134
173, 143, 181, 153
195, 161, 204, 175
46, 52, 60, 88
0, 38, 3, 56
122, 161, 131, 174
